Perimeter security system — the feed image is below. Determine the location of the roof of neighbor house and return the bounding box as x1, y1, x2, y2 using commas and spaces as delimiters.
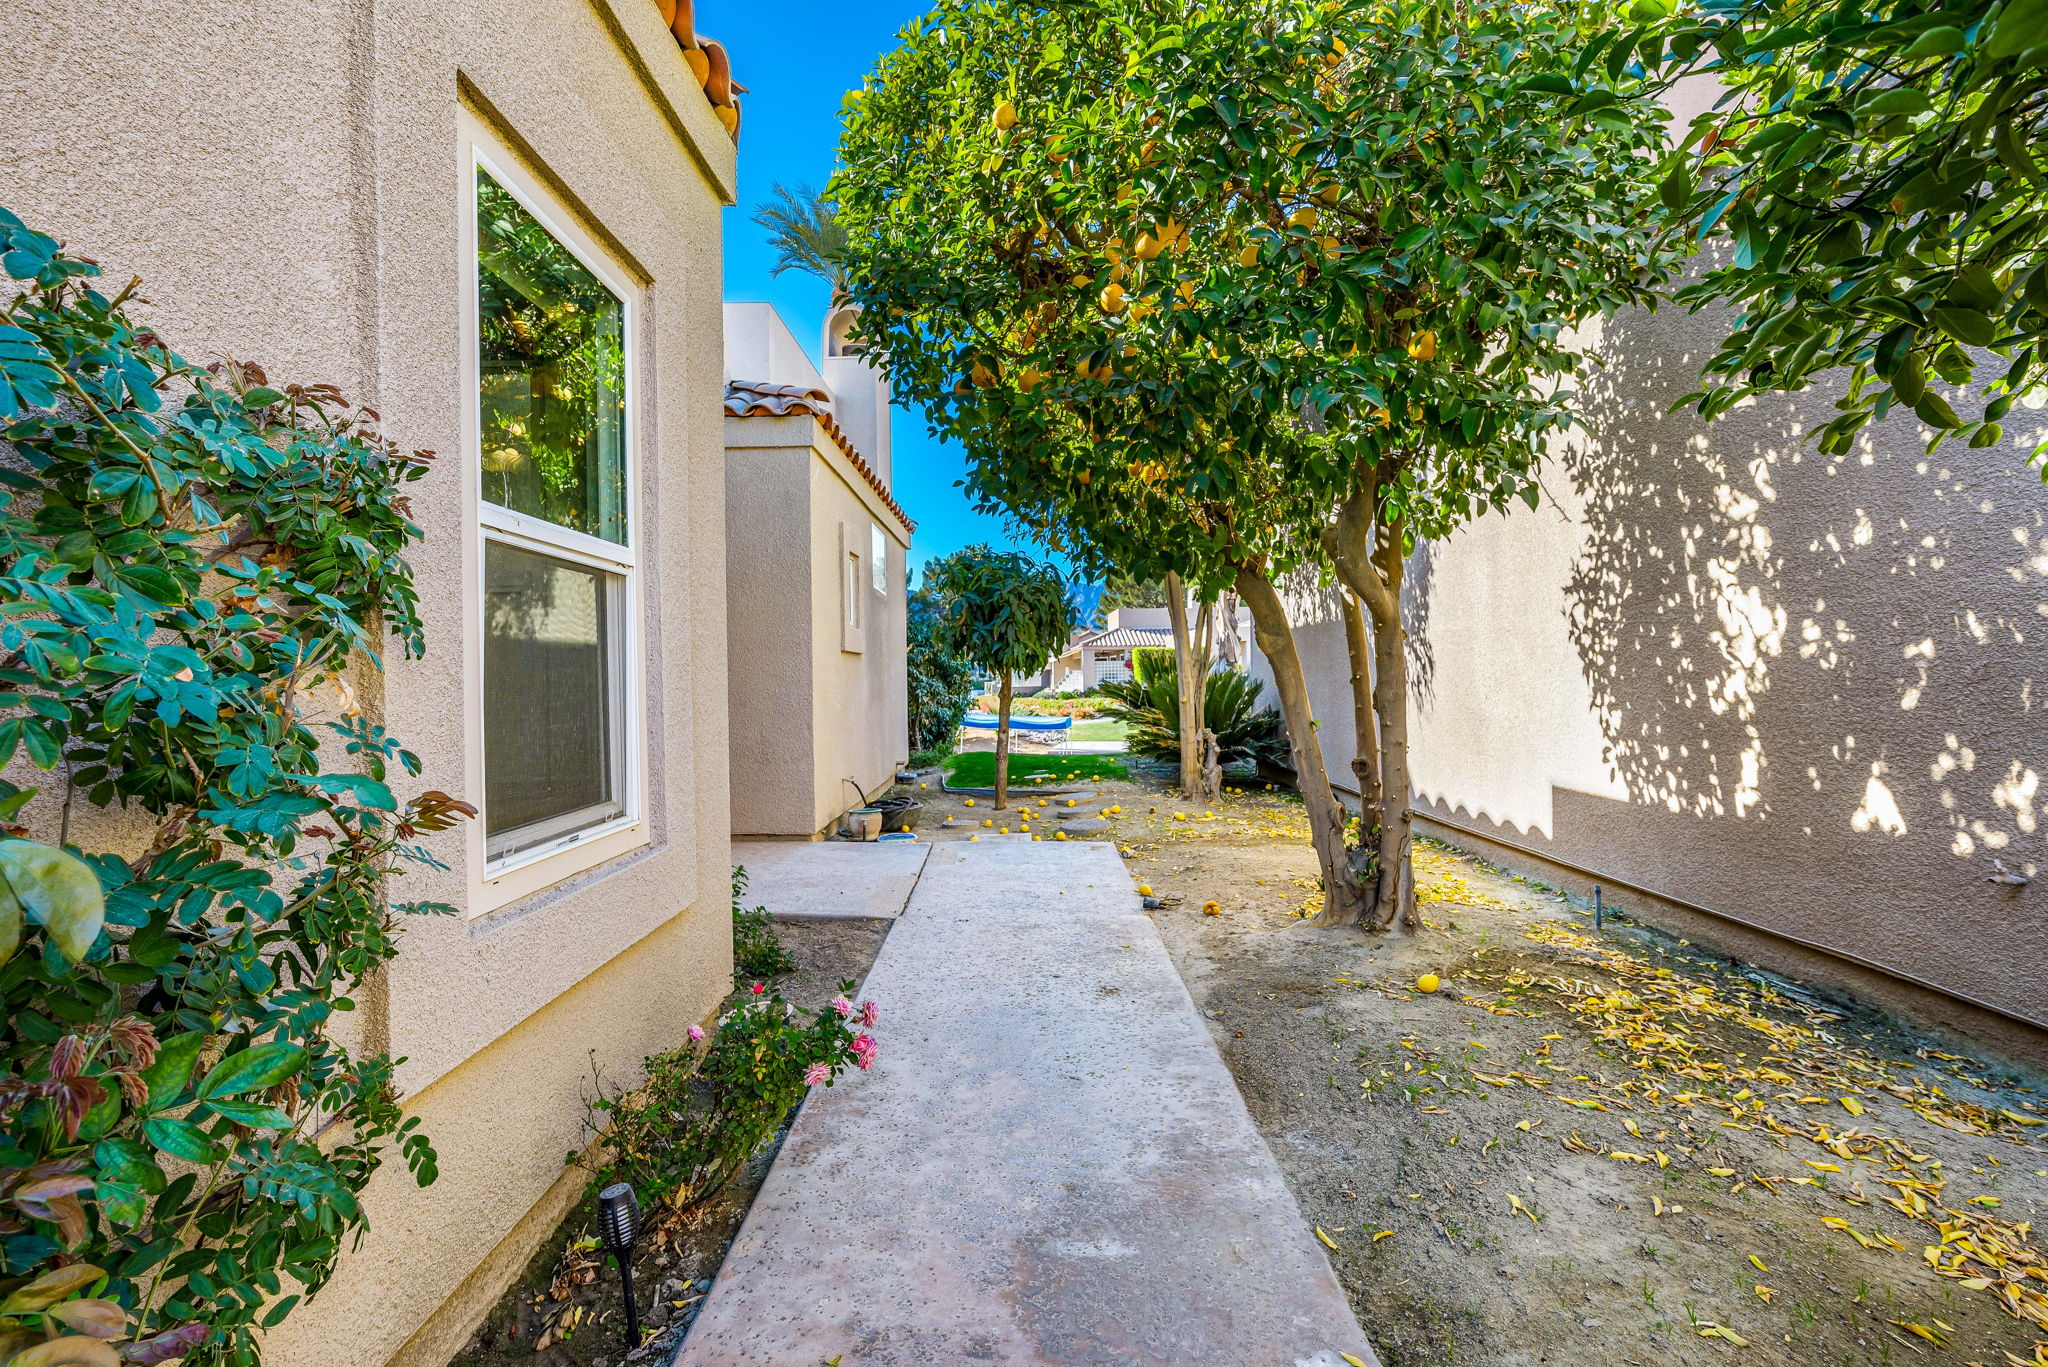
1080, 627, 1174, 651
724, 379, 916, 534
657, 2, 745, 143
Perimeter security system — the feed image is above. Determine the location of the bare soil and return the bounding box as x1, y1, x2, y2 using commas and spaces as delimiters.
911, 768, 2048, 1367
447, 917, 891, 1367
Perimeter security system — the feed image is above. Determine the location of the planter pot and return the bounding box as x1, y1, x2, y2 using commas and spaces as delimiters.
843, 807, 883, 841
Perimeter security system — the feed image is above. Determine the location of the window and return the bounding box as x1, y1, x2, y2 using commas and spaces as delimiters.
871, 522, 887, 594
840, 523, 864, 654
467, 146, 642, 887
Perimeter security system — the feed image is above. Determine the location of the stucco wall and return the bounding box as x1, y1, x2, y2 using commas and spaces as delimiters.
1, 2, 738, 1363
725, 432, 818, 836
725, 415, 909, 837
1257, 299, 2048, 1058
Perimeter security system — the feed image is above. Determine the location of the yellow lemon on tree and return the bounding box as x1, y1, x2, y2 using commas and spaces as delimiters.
993, 100, 1019, 131
1408, 330, 1438, 361
1099, 282, 1128, 315
1133, 231, 1164, 261
1416, 973, 1442, 994
1288, 205, 1320, 229
1238, 242, 1261, 268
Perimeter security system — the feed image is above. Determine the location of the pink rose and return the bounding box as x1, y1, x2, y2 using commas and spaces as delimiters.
803, 1062, 831, 1086
851, 1033, 878, 1070
858, 1000, 879, 1027
688, 1025, 705, 1042
750, 983, 765, 995
832, 996, 854, 1018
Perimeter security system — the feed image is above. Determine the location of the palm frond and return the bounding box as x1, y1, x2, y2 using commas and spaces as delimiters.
749, 182, 848, 289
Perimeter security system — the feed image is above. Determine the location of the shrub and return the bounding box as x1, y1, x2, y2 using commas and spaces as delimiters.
730, 866, 793, 985
579, 985, 877, 1214
1100, 667, 1287, 770
1130, 647, 1175, 685
0, 206, 460, 1366
907, 582, 975, 758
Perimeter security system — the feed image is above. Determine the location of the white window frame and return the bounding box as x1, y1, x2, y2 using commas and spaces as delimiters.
460, 113, 649, 914
870, 522, 887, 594
840, 522, 865, 654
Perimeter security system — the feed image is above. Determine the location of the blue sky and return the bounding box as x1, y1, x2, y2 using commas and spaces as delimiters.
712, 2, 1019, 580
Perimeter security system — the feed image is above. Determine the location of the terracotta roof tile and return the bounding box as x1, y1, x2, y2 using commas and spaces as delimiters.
725, 379, 915, 535
658, 1, 742, 143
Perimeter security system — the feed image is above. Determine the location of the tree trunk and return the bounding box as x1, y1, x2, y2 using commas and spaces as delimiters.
1165, 571, 1201, 799
1327, 483, 1416, 931
995, 673, 1014, 811
1215, 590, 1243, 669
1192, 598, 1221, 803
1234, 566, 1371, 927
1340, 589, 1382, 823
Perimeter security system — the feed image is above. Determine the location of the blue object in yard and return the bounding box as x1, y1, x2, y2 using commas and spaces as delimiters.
960, 712, 1071, 734
876, 831, 918, 842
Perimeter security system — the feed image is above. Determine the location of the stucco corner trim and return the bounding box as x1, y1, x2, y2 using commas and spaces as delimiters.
725, 380, 916, 535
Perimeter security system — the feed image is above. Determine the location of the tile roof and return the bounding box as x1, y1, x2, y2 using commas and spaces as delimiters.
725, 379, 915, 535
1080, 627, 1174, 650
658, 1, 744, 144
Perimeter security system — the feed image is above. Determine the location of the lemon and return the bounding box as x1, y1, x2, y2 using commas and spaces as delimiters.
1137, 883, 1154, 895
1201, 900, 1222, 916
1065, 799, 1076, 807
1055, 831, 1068, 841
969, 835, 980, 842
1417, 973, 1441, 994
965, 798, 976, 807
1239, 242, 1261, 268
993, 100, 1019, 131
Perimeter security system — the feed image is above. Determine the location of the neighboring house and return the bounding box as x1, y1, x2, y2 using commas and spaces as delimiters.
1057, 606, 1253, 691
1256, 303, 2048, 1065
5, 4, 744, 1365
724, 303, 912, 836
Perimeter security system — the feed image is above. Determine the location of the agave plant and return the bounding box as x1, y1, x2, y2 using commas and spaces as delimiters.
1099, 667, 1286, 770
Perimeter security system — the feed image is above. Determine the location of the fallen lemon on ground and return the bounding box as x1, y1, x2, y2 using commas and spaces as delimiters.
964, 798, 976, 806
1202, 900, 1222, 916
1137, 883, 1153, 895
1416, 973, 1441, 993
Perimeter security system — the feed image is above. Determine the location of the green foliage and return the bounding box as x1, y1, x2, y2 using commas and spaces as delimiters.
579, 984, 876, 1214
1641, 0, 2048, 466
1100, 668, 1287, 770
907, 579, 977, 756
730, 866, 794, 986
749, 183, 850, 291
921, 545, 1074, 679
941, 753, 1129, 786
0, 205, 463, 1366
1130, 647, 1175, 686
832, 0, 1675, 590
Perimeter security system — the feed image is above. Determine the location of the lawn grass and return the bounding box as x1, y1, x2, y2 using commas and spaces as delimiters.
943, 752, 1128, 787
1063, 717, 1129, 743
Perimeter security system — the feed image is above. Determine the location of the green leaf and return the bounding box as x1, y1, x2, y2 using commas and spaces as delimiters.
1987, 0, 2048, 58
1929, 307, 1997, 346
139, 1031, 207, 1111
1659, 162, 1691, 212
142, 1116, 219, 1164
0, 839, 105, 963
196, 1041, 307, 1100
200, 1098, 294, 1129
1861, 87, 1932, 117
1914, 390, 1964, 428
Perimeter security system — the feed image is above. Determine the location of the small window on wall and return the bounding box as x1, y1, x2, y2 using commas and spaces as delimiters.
470, 152, 641, 878
871, 522, 887, 593
841, 524, 864, 654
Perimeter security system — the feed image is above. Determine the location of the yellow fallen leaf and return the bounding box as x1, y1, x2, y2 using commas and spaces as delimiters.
1623, 1118, 1642, 1137
1372, 1229, 1394, 1241
1341, 1355, 1370, 1367
1804, 1160, 1843, 1173
1651, 1195, 1664, 1216
1753, 1284, 1775, 1303
1749, 1255, 1768, 1272
1840, 1096, 1864, 1116
1506, 1193, 1539, 1224
1562, 1098, 1609, 1111
1697, 1324, 1750, 1346
1709, 1167, 1737, 1177
1514, 1119, 1537, 1131
1316, 1226, 1341, 1252
1655, 1150, 1671, 1168
1890, 1321, 1951, 1346
1998, 1108, 2045, 1126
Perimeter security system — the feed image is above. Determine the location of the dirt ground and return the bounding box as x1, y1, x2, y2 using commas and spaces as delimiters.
448, 917, 892, 1367
912, 765, 2048, 1367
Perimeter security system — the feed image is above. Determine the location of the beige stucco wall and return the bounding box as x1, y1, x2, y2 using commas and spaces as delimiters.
1, 2, 738, 1363
724, 415, 910, 837
1260, 298, 2048, 1059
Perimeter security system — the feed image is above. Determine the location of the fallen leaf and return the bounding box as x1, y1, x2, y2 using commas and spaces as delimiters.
1749, 1255, 1768, 1272
1316, 1226, 1341, 1252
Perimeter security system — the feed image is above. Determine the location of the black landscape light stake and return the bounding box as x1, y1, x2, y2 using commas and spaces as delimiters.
597, 1182, 642, 1350
1594, 885, 1604, 933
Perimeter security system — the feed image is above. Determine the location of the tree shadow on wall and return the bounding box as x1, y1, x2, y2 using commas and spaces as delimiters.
1560, 302, 2048, 885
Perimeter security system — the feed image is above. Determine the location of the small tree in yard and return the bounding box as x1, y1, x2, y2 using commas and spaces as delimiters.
834, 0, 1671, 926
922, 545, 1073, 809
1629, 0, 2048, 468
907, 575, 978, 762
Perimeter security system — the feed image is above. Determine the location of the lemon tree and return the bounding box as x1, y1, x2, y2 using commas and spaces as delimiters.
1629, 0, 2048, 467
834, 0, 1670, 927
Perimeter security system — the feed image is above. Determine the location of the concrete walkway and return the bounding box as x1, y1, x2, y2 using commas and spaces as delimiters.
732, 839, 930, 921
674, 839, 1377, 1367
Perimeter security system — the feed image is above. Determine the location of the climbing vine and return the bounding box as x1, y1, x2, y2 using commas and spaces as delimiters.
0, 205, 469, 1366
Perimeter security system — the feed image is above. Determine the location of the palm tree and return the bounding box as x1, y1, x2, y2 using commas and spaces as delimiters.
750, 183, 847, 294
